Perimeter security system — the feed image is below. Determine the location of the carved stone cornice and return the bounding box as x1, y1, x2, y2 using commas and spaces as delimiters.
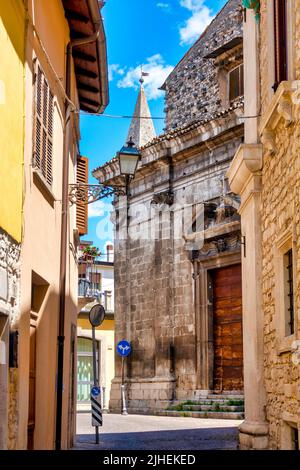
259, 81, 297, 156
226, 143, 263, 195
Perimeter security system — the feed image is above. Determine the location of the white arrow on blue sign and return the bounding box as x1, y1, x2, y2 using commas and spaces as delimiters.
91, 386, 101, 397
117, 340, 132, 357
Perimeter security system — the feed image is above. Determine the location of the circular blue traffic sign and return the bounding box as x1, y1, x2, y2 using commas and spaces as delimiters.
91, 386, 101, 397
117, 340, 132, 357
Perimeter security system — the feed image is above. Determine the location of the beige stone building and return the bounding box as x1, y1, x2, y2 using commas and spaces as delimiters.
0, 0, 108, 450
228, 0, 300, 450
94, 0, 246, 416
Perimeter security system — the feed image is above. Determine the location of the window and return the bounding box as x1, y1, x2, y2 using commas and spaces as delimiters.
77, 337, 99, 403
229, 64, 244, 102
284, 248, 295, 336
33, 60, 54, 187
273, 0, 288, 90
105, 291, 112, 312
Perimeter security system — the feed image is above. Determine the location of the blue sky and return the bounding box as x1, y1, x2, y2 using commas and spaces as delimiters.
79, 0, 227, 252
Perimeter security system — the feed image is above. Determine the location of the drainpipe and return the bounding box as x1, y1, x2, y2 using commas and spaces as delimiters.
55, 21, 101, 451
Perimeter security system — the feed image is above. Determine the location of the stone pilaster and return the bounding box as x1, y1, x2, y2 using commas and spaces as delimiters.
227, 143, 269, 449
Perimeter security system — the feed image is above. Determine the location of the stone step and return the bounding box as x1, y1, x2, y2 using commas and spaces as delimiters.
156, 410, 244, 420
207, 394, 244, 400
182, 405, 244, 412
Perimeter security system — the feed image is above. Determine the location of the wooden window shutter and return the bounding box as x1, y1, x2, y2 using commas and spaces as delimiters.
273, 0, 288, 91
91, 273, 101, 284
76, 156, 88, 236
33, 60, 54, 186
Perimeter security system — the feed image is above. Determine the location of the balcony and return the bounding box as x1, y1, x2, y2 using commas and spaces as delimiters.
78, 279, 113, 313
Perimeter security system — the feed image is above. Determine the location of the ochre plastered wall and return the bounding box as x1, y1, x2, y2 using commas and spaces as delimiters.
0, 0, 25, 243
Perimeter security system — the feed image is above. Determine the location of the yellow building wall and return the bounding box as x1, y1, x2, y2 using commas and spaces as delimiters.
77, 318, 115, 410
0, 0, 25, 242
78, 318, 115, 331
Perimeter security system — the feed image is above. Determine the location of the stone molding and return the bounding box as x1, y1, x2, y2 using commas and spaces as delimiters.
226, 143, 263, 195
239, 420, 269, 437
259, 81, 297, 156
93, 109, 244, 185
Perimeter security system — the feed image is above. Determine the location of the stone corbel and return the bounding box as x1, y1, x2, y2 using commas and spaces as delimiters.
261, 128, 276, 156
151, 189, 174, 206
277, 96, 294, 127
226, 144, 263, 196
259, 82, 296, 140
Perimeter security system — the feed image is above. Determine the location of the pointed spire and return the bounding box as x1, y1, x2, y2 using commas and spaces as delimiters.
126, 72, 156, 148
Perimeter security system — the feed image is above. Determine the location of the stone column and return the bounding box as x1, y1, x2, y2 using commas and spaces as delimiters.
227, 144, 268, 449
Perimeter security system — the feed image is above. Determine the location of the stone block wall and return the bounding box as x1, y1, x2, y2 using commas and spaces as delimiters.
259, 0, 300, 449
109, 128, 243, 413
163, 0, 242, 131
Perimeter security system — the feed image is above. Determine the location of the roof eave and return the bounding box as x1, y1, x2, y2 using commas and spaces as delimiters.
88, 0, 109, 114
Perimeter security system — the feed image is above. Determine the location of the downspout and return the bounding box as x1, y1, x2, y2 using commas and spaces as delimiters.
55, 23, 101, 451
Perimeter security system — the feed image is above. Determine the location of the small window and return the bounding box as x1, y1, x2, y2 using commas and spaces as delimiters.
284, 248, 295, 336
33, 60, 54, 187
105, 291, 112, 312
273, 0, 288, 90
229, 64, 244, 102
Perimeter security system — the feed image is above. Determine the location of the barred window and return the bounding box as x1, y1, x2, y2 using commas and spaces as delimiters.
33, 60, 54, 187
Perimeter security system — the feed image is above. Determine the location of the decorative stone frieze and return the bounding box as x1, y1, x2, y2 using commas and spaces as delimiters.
0, 229, 21, 325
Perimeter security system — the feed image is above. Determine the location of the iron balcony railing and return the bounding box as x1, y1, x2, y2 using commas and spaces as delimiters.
78, 279, 114, 312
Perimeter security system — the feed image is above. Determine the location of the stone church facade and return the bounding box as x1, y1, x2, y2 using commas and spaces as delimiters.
94, 0, 245, 413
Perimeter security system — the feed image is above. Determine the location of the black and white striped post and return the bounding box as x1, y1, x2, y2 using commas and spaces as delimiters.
89, 303, 106, 444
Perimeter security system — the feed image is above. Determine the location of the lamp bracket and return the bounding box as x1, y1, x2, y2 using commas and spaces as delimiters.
68, 183, 126, 205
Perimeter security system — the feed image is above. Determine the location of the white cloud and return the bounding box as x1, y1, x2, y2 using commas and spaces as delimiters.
179, 0, 214, 46
108, 64, 125, 82
88, 200, 106, 218
117, 54, 174, 100
157, 2, 170, 8
180, 0, 200, 10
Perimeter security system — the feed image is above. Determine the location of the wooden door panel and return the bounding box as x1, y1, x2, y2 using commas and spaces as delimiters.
213, 264, 243, 392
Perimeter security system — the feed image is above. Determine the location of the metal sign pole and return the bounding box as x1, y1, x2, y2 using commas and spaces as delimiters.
121, 355, 128, 415
116, 339, 131, 416
92, 325, 99, 444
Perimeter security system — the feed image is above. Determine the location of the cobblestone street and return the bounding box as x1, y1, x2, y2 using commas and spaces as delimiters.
74, 413, 242, 450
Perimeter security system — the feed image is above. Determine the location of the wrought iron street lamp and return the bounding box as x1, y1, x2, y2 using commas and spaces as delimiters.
68, 138, 141, 205
118, 137, 141, 178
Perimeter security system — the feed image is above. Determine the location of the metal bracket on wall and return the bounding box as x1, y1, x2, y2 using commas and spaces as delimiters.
68, 183, 126, 205
241, 235, 246, 258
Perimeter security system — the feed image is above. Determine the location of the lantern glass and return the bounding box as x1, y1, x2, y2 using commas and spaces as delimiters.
118, 139, 141, 177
